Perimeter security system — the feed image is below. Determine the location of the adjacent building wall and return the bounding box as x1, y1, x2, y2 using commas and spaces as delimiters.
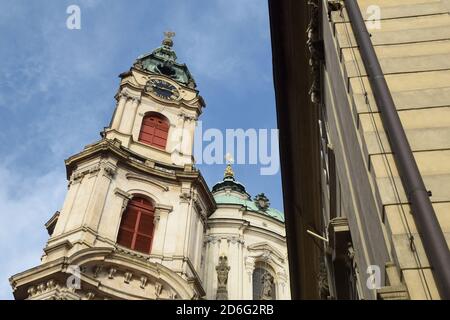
321, 0, 450, 299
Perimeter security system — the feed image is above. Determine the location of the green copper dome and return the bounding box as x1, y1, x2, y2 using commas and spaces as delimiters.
212, 165, 285, 222
133, 32, 197, 88
211, 165, 249, 195
214, 194, 285, 222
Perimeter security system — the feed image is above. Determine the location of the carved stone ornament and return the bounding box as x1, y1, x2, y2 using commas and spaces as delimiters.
169, 290, 178, 299
27, 280, 59, 298
94, 266, 102, 278
155, 282, 163, 297
215, 255, 230, 300
261, 272, 275, 300
254, 193, 270, 211
124, 271, 133, 284
86, 292, 95, 300
307, 0, 324, 105
318, 260, 331, 299
180, 191, 192, 202
103, 165, 116, 178
108, 267, 117, 279
133, 60, 144, 70
140, 276, 148, 289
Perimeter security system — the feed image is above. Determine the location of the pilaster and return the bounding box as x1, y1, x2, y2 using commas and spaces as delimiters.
119, 95, 140, 135
111, 91, 128, 130
150, 204, 173, 258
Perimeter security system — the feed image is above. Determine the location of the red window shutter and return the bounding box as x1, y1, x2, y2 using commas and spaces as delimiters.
138, 114, 169, 149
117, 229, 134, 248
134, 234, 153, 253
117, 197, 155, 254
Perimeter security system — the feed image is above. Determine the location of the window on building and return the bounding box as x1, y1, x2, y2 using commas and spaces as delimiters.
138, 113, 169, 149
252, 267, 276, 300
117, 196, 155, 254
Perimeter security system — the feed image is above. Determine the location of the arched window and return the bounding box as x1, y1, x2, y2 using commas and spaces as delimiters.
117, 196, 155, 254
138, 113, 169, 149
253, 267, 276, 300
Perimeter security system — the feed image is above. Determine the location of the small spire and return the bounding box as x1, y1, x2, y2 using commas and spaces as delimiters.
224, 164, 235, 179
162, 31, 175, 48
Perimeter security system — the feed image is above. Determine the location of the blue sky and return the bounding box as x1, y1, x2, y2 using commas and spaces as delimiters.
0, 0, 282, 299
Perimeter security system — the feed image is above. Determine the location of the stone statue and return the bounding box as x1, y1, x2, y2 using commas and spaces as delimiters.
216, 255, 230, 300
261, 272, 274, 300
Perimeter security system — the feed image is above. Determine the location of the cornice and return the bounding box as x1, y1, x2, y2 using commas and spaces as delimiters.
213, 202, 285, 226
126, 173, 169, 192
129, 66, 200, 95
65, 139, 179, 181
117, 78, 203, 114
64, 138, 216, 216
207, 217, 286, 242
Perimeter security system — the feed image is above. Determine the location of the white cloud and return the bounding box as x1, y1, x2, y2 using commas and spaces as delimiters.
0, 2, 123, 299
0, 165, 66, 299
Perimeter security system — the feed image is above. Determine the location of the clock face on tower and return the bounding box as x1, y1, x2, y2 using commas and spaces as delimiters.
146, 79, 180, 101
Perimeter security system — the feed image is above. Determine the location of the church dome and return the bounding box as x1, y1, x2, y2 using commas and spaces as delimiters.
211, 165, 249, 195
212, 165, 285, 222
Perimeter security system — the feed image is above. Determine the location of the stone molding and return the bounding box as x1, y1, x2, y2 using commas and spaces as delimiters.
125, 173, 169, 192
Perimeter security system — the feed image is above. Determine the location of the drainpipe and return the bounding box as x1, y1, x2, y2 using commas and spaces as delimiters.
345, 0, 450, 299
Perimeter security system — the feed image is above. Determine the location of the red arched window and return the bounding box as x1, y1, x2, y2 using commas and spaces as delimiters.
138, 113, 169, 149
117, 197, 155, 254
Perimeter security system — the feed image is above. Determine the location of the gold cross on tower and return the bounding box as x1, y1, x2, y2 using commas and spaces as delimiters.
162, 31, 176, 47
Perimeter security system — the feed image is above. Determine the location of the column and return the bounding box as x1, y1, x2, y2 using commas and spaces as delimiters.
119, 96, 140, 135
85, 162, 117, 233
238, 239, 244, 299
228, 237, 239, 299
111, 93, 128, 130
244, 256, 255, 299
203, 237, 212, 298
181, 115, 195, 156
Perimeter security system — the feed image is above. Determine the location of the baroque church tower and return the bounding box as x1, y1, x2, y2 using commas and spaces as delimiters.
9, 34, 290, 300
10, 33, 215, 300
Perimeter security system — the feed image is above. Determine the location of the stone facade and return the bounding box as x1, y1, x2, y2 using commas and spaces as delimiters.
204, 168, 290, 300
318, 0, 450, 299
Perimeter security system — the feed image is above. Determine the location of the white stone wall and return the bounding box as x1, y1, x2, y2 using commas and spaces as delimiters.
42, 148, 208, 297
204, 203, 290, 300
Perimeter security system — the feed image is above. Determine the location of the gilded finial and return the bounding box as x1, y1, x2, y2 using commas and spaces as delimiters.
224, 153, 235, 179
162, 31, 176, 47
224, 164, 234, 179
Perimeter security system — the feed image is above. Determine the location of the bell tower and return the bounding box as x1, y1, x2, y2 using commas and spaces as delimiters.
9, 33, 216, 300
106, 31, 205, 166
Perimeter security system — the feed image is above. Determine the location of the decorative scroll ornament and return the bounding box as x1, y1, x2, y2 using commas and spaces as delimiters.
254, 193, 270, 211
215, 255, 230, 300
